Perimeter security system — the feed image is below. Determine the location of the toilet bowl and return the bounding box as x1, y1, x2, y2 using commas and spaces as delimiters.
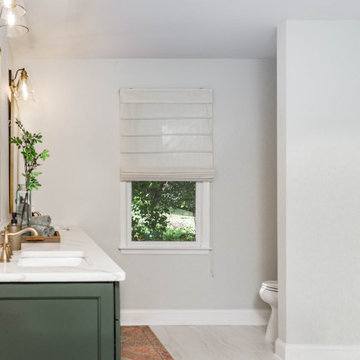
259, 280, 278, 343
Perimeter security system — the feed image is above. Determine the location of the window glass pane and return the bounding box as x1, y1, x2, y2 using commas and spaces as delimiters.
132, 181, 196, 241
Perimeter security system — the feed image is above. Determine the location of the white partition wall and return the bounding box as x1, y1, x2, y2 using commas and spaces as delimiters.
277, 20, 360, 359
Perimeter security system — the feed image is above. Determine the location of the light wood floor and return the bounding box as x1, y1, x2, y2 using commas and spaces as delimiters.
151, 325, 279, 360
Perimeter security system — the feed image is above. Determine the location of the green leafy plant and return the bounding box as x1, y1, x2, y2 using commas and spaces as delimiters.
10, 118, 50, 191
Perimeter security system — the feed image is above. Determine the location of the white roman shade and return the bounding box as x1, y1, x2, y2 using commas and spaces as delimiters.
119, 88, 214, 182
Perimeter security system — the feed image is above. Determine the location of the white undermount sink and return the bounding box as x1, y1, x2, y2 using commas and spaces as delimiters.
17, 250, 86, 267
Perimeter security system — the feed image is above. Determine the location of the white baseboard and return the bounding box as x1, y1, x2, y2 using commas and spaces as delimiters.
120, 308, 270, 326
276, 338, 360, 360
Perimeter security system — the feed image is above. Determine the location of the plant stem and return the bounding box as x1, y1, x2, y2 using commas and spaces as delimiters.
20, 190, 29, 227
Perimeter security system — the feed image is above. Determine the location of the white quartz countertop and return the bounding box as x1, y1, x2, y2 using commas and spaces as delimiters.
0, 227, 126, 282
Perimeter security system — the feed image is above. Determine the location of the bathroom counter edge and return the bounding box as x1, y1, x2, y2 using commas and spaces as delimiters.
0, 227, 126, 282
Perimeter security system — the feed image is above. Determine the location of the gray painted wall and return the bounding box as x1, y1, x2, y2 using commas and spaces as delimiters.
16, 59, 277, 310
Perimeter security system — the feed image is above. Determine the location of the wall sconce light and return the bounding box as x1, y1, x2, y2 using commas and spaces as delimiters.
0, 0, 28, 37
10, 68, 34, 101
8, 67, 34, 213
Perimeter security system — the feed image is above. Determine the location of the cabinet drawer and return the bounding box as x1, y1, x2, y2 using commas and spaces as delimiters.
0, 282, 116, 360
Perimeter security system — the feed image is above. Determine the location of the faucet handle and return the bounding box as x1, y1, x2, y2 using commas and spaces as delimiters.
0, 241, 10, 263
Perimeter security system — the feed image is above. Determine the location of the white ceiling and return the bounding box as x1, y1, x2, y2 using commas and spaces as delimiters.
9, 0, 360, 59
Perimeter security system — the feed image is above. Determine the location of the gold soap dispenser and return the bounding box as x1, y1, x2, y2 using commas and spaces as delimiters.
7, 213, 21, 251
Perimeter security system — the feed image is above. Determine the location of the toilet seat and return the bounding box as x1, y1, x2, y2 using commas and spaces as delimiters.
261, 281, 278, 292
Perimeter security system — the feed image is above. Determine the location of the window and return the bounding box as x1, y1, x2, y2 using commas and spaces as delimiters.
120, 181, 210, 253
119, 88, 213, 253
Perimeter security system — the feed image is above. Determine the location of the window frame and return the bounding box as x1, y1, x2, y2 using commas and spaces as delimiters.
119, 181, 211, 254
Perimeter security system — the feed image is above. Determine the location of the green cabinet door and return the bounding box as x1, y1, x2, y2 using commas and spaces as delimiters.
0, 282, 119, 360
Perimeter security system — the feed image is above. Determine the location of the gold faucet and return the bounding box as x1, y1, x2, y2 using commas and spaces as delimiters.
0, 226, 39, 263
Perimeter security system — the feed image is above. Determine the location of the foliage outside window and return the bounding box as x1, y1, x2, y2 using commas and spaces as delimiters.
131, 181, 196, 242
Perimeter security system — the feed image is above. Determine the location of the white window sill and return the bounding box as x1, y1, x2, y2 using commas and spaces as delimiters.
118, 247, 212, 255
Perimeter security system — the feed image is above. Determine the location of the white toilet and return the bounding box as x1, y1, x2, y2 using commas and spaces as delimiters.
259, 280, 278, 343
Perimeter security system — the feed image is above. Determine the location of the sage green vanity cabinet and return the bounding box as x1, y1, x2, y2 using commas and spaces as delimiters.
0, 282, 120, 360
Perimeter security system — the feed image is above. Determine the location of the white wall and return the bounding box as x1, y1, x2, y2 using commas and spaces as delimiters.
277, 21, 360, 359
15, 59, 276, 314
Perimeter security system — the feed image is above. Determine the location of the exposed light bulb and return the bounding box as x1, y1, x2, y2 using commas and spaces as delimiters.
21, 81, 28, 100
3, 0, 15, 9
7, 10, 15, 27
